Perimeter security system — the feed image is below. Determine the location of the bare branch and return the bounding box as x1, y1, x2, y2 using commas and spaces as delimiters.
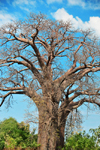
0, 91, 25, 106
71, 98, 100, 109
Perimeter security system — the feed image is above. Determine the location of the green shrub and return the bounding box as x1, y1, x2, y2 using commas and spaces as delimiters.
63, 130, 100, 150
0, 118, 39, 150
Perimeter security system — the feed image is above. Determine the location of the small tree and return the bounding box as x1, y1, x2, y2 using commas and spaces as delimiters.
0, 13, 100, 150
64, 131, 100, 150
0, 117, 38, 149
65, 109, 83, 140
64, 126, 100, 150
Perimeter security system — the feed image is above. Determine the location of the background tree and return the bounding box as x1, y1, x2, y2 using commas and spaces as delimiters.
65, 109, 83, 140
64, 130, 100, 150
0, 13, 100, 150
24, 99, 39, 132
64, 125, 100, 150
0, 117, 39, 149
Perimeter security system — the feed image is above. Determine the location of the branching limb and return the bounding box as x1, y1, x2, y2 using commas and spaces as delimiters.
0, 91, 25, 106
36, 36, 49, 49
1, 59, 43, 85
59, 66, 100, 94
71, 98, 100, 110
31, 44, 45, 70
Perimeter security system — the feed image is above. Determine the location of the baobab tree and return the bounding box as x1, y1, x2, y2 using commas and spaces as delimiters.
0, 13, 100, 150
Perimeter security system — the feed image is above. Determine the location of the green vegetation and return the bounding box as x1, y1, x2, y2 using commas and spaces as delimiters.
0, 117, 100, 150
63, 128, 100, 150
0, 117, 40, 150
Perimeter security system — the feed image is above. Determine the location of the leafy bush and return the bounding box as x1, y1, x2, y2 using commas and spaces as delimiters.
1, 117, 100, 150
0, 118, 39, 149
63, 130, 100, 150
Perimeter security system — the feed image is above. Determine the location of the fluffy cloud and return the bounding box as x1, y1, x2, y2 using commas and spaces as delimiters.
51, 8, 73, 22
0, 11, 16, 26
47, 0, 62, 4
51, 8, 100, 37
88, 17, 100, 36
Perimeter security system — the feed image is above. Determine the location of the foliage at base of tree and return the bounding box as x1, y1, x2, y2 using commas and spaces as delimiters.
1, 117, 100, 150
0, 118, 40, 150
63, 128, 100, 150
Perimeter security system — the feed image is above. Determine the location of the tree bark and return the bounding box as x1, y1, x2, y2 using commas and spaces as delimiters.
37, 110, 65, 150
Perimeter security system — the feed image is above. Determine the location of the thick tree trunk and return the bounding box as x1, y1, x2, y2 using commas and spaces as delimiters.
37, 110, 65, 150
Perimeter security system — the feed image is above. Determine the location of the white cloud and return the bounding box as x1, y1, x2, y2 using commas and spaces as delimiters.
13, 0, 28, 6
12, 0, 36, 11
88, 17, 100, 34
47, 0, 62, 4
51, 8, 73, 22
51, 8, 100, 37
68, 0, 85, 8
0, 11, 16, 26
67, 0, 100, 10
19, 6, 30, 12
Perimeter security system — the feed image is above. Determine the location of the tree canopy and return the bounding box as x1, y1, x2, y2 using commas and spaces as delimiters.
0, 13, 100, 150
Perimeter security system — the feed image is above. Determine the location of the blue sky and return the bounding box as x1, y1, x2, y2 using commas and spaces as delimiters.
0, 0, 100, 132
